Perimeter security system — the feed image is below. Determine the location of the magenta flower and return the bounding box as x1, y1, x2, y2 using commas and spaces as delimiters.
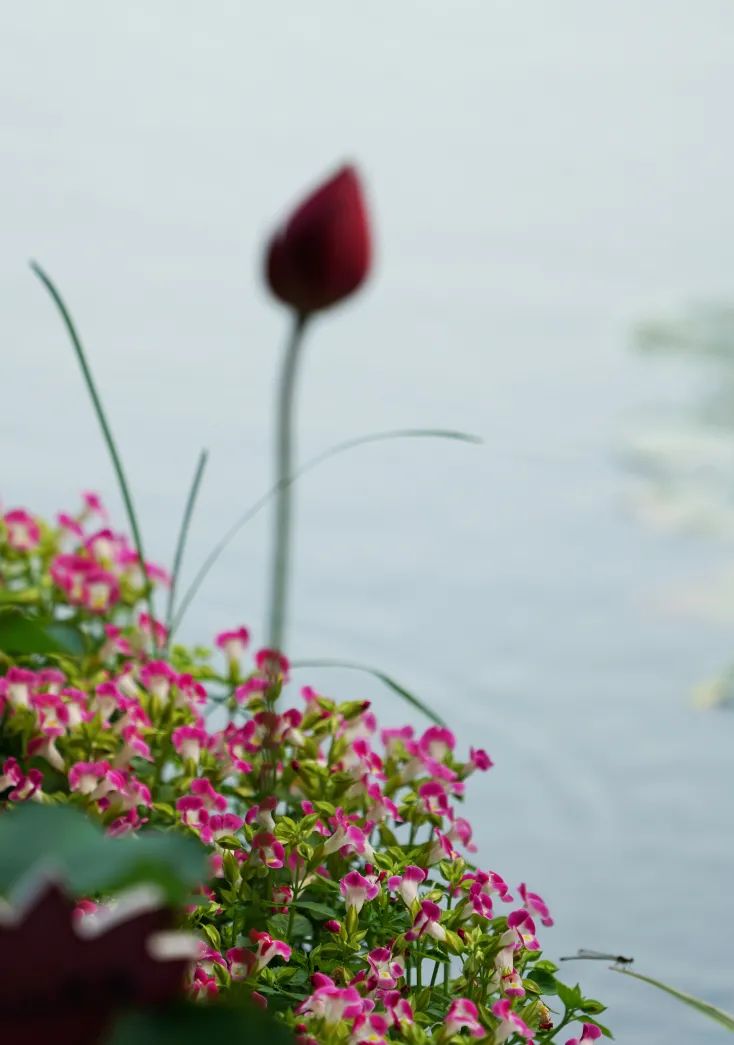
366, 946, 405, 989
171, 725, 212, 765
339, 870, 380, 913
418, 780, 452, 818
492, 999, 535, 1042
2, 508, 41, 551
508, 909, 541, 951
566, 1023, 602, 1045
215, 626, 250, 665
468, 747, 493, 772
406, 899, 446, 942
518, 882, 554, 927
265, 165, 371, 315
0, 757, 42, 801
251, 831, 286, 869
418, 726, 456, 762
387, 865, 427, 907
297, 975, 365, 1024
445, 998, 484, 1038
248, 930, 292, 972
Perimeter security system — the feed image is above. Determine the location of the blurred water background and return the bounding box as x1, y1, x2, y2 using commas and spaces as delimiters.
2, 3, 734, 1041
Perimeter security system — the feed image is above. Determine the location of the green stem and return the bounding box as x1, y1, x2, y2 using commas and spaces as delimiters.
430, 960, 441, 988
30, 261, 158, 644
164, 448, 208, 644
267, 311, 309, 655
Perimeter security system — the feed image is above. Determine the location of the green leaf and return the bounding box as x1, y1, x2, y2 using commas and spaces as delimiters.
0, 610, 86, 656
557, 981, 584, 1009
614, 967, 734, 1032
290, 659, 444, 726
0, 803, 206, 903
291, 898, 338, 919
109, 999, 293, 1045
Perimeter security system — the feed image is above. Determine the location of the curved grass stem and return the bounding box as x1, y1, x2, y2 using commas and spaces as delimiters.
164, 448, 209, 644
30, 261, 157, 643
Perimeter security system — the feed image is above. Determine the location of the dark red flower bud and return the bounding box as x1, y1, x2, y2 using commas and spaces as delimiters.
265, 165, 371, 314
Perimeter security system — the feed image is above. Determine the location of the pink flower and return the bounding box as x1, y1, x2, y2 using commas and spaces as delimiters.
324, 919, 341, 933
265, 165, 371, 315
406, 900, 446, 942
68, 760, 123, 799
139, 660, 176, 703
171, 725, 211, 765
445, 999, 484, 1038
251, 832, 285, 869
81, 491, 107, 519
81, 567, 120, 613
566, 1024, 602, 1045
199, 812, 244, 845
2, 508, 41, 551
339, 870, 379, 913
215, 627, 250, 665
366, 946, 405, 989
508, 909, 541, 951
468, 747, 493, 772
248, 930, 292, 972
418, 726, 456, 762
323, 809, 374, 860
245, 796, 277, 831
518, 882, 554, 927
0, 758, 43, 800
254, 648, 290, 678
418, 780, 452, 819
492, 999, 534, 1042
297, 975, 365, 1024
387, 865, 427, 907
190, 777, 228, 811
4, 667, 36, 708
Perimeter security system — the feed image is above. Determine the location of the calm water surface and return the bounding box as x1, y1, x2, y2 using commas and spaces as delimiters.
2, 4, 734, 1041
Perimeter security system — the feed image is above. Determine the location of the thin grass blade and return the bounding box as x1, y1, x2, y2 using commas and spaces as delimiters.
613, 967, 734, 1032
29, 261, 157, 637
290, 658, 445, 726
170, 427, 480, 635
164, 448, 208, 641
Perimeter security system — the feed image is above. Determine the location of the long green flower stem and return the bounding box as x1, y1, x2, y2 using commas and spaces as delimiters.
267, 311, 309, 655
30, 262, 158, 643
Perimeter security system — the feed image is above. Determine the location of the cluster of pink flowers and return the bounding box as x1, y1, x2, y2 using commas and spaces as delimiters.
0, 495, 608, 1044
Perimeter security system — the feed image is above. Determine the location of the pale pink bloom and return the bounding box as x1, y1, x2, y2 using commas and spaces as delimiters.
493, 928, 523, 997
387, 865, 427, 907
445, 999, 484, 1038
566, 1024, 602, 1045
215, 627, 250, 665
447, 816, 477, 853
2, 508, 41, 551
406, 899, 445, 942
492, 999, 534, 1042
518, 882, 554, 927
339, 870, 379, 913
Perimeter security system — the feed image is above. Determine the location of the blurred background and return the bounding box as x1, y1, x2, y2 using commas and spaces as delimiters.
2, 3, 733, 1040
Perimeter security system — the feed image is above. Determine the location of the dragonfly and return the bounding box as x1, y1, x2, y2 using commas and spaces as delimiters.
560, 949, 634, 968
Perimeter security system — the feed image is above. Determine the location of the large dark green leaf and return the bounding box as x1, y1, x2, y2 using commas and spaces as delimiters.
0, 610, 86, 656
0, 803, 206, 903
109, 1000, 293, 1045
